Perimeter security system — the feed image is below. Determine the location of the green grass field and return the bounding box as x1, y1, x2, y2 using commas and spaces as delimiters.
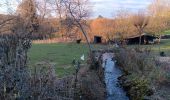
28, 39, 170, 77
152, 39, 170, 56
28, 43, 108, 77
164, 30, 170, 35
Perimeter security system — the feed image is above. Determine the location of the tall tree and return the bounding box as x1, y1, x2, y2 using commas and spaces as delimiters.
90, 17, 115, 41
133, 11, 149, 45
148, 0, 170, 17
16, 0, 36, 19
147, 0, 170, 42
16, 0, 55, 39
53, 0, 92, 52
114, 9, 135, 42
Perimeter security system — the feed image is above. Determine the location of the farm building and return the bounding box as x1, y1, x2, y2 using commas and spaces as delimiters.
126, 33, 157, 45
94, 36, 102, 43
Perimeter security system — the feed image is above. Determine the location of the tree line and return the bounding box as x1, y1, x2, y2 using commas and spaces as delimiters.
0, 0, 170, 43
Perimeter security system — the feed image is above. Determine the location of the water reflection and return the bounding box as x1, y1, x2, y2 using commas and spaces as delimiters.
102, 53, 129, 100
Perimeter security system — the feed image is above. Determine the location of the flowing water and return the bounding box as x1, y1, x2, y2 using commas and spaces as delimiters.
102, 53, 129, 100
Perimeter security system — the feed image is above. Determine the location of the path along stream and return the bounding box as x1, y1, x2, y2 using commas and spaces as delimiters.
102, 53, 129, 100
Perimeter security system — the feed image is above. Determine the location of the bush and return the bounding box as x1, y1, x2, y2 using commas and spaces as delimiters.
0, 34, 74, 99
129, 78, 149, 100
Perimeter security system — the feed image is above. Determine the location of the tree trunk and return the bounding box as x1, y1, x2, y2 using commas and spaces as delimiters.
67, 4, 92, 53
139, 29, 143, 45
77, 22, 92, 53
139, 34, 142, 45
158, 34, 162, 53
158, 34, 161, 44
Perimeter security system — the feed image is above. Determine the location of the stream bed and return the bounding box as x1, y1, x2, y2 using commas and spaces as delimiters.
102, 53, 129, 100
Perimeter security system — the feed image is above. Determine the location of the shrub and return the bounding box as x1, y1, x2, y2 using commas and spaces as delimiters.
129, 78, 149, 99
0, 34, 74, 99
115, 47, 166, 99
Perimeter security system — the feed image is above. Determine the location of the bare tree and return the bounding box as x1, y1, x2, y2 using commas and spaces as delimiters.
90, 17, 115, 42
133, 11, 149, 45
65, 0, 92, 52
147, 0, 170, 43
115, 9, 134, 44
16, 0, 39, 35
52, 0, 92, 52
0, 0, 19, 33
16, 0, 36, 19
148, 0, 170, 17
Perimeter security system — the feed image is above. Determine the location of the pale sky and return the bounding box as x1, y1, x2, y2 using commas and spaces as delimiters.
91, 0, 153, 18
0, 0, 153, 18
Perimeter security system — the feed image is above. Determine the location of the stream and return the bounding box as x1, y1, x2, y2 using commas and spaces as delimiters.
102, 53, 129, 100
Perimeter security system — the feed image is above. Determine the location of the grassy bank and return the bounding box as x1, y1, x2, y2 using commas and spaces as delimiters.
115, 41, 170, 99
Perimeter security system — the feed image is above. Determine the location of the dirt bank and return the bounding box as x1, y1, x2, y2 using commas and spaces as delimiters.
77, 65, 106, 100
